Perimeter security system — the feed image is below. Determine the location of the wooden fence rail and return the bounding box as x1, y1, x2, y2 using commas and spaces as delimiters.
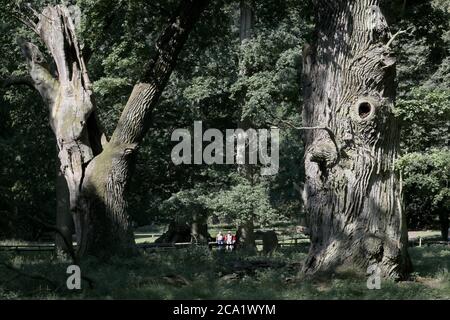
0, 238, 309, 253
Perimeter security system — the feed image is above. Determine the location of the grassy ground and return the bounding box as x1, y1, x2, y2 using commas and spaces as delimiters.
408, 230, 443, 240
1, 243, 449, 299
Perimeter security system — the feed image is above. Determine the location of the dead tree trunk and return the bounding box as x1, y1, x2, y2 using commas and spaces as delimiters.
20, 4, 103, 257
301, 0, 411, 279
17, 1, 208, 259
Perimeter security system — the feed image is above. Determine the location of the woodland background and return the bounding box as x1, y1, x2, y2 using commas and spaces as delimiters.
1, 0, 448, 241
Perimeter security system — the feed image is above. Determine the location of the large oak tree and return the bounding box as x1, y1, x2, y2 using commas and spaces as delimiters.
301, 0, 412, 279
14, 0, 208, 259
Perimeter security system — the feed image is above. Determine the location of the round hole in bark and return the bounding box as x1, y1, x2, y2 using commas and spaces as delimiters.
358, 102, 372, 119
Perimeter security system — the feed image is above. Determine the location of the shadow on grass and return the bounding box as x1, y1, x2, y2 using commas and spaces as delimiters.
1, 244, 449, 299
409, 245, 450, 276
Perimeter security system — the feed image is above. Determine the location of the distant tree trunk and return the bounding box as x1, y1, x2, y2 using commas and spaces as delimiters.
301, 0, 411, 279
438, 208, 449, 241
156, 216, 211, 244
155, 221, 191, 244
55, 155, 73, 254
239, 0, 254, 42
236, 220, 256, 251
18, 1, 208, 259
191, 212, 211, 244
255, 230, 279, 254
236, 0, 257, 250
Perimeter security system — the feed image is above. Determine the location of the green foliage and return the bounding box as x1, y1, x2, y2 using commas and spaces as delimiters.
123, 0, 308, 226
395, 88, 450, 153
158, 188, 209, 223
0, 87, 56, 239
390, 0, 450, 231
231, 12, 306, 127
397, 149, 450, 208
392, 0, 450, 95
397, 149, 450, 229
202, 176, 279, 227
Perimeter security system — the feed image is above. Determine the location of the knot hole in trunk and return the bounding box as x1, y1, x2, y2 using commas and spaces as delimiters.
352, 97, 379, 123
358, 102, 372, 119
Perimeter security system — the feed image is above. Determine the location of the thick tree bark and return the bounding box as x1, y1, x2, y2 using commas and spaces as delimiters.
301, 0, 411, 279
236, 220, 256, 251
255, 230, 279, 254
55, 154, 73, 254
18, 1, 208, 259
20, 5, 103, 257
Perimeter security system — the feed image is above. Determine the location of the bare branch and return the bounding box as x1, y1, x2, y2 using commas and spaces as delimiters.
11, 10, 39, 34
25, 2, 41, 20
269, 119, 340, 156
19, 41, 60, 105
263, 105, 340, 155
385, 26, 414, 49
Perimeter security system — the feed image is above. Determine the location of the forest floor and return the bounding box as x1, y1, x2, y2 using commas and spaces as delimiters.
0, 242, 449, 299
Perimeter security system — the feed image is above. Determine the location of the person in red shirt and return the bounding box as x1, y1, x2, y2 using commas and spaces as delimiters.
225, 231, 236, 251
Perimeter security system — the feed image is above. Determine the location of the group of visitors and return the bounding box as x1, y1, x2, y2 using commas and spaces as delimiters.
216, 231, 236, 251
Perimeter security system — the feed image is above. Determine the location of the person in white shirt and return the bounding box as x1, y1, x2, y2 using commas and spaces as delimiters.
216, 231, 224, 250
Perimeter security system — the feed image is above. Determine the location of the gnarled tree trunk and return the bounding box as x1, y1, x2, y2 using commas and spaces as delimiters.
21, 5, 104, 257
301, 0, 411, 279
18, 1, 208, 259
